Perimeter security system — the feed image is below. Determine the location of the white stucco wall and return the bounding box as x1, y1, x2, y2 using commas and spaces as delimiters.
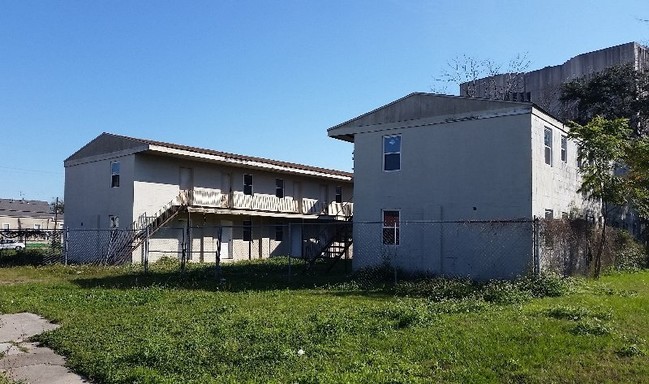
133, 153, 353, 222
530, 112, 590, 219
64, 153, 135, 261
351, 112, 535, 278
65, 154, 135, 230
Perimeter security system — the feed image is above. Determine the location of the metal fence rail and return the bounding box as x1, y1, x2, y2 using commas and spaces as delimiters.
2, 218, 636, 280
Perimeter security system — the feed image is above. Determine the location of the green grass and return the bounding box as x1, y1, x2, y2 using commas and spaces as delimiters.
0, 258, 647, 383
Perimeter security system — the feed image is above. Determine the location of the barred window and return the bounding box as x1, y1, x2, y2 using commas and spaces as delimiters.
382, 210, 400, 245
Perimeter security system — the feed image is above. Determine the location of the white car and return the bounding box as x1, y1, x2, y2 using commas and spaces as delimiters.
0, 239, 25, 250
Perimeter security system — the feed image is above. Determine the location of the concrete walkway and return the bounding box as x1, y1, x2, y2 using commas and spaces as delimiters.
0, 313, 89, 384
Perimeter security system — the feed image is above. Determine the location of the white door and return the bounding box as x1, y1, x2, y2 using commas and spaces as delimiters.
180, 167, 193, 191
219, 220, 232, 259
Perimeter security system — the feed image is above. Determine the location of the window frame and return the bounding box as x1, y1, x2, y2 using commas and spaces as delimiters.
243, 174, 253, 196
383, 135, 401, 172
275, 178, 284, 198
382, 209, 400, 245
544, 127, 553, 166
560, 135, 567, 163
335, 186, 343, 204
110, 161, 120, 188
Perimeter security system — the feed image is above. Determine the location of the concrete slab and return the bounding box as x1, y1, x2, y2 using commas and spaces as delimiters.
0, 313, 59, 342
0, 313, 90, 384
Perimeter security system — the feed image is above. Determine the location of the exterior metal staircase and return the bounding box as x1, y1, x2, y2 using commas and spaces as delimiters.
304, 218, 353, 272
104, 191, 190, 264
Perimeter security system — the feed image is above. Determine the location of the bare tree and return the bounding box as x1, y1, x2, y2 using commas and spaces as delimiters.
434, 53, 530, 99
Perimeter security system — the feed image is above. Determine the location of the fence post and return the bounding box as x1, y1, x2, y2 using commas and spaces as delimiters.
215, 226, 222, 281
533, 217, 541, 276
287, 224, 292, 283
144, 226, 149, 274
64, 227, 69, 265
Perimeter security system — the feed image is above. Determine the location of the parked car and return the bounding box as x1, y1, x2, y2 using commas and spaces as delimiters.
0, 239, 25, 250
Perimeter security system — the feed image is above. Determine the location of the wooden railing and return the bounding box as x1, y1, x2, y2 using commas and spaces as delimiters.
185, 189, 352, 217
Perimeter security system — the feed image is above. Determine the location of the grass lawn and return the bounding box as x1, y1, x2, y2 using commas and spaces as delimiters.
0, 258, 647, 383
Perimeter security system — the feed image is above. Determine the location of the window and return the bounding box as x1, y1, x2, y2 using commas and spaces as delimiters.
109, 215, 119, 228
544, 209, 554, 219
335, 186, 342, 204
2, 223, 8, 231
383, 135, 401, 171
243, 174, 253, 196
243, 220, 252, 241
33, 224, 41, 230
275, 225, 283, 241
275, 179, 284, 198
561, 135, 567, 163
544, 128, 553, 166
111, 161, 120, 188
382, 210, 400, 245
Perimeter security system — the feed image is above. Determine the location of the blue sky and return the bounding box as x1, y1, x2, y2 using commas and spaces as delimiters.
1, 0, 648, 202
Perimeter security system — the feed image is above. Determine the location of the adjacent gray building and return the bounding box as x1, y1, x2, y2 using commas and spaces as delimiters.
460, 42, 649, 119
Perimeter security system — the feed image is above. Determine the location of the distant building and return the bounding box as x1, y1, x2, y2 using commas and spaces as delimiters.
64, 133, 353, 264
328, 93, 595, 279
0, 199, 63, 231
459, 42, 649, 119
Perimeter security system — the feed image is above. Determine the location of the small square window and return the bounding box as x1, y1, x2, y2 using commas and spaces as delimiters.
33, 224, 41, 230
2, 223, 9, 231
109, 215, 119, 228
544, 209, 554, 219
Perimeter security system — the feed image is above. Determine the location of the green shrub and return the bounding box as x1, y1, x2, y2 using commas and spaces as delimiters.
516, 273, 571, 297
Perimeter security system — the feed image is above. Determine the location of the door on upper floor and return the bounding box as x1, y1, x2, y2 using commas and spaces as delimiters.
180, 167, 194, 191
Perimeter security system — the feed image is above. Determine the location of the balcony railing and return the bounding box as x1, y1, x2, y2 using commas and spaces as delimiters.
185, 189, 352, 217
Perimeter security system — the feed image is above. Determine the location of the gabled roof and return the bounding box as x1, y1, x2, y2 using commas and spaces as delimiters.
65, 133, 353, 181
0, 199, 54, 219
328, 92, 534, 142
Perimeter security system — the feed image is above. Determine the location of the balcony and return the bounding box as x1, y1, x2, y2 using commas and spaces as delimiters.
184, 189, 352, 218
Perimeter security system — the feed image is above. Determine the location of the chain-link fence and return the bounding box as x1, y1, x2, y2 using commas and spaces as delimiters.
351, 220, 536, 281
4, 218, 642, 280
0, 229, 64, 266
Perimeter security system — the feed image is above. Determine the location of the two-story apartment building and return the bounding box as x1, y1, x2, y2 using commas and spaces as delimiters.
328, 93, 594, 279
64, 133, 353, 264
